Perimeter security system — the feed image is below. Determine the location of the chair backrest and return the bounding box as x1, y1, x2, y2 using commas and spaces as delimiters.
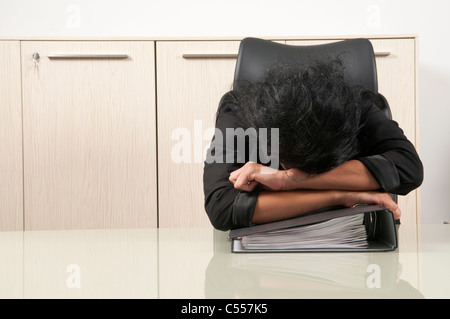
233, 37, 392, 119
234, 37, 378, 91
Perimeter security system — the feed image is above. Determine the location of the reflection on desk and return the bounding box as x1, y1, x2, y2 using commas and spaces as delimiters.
0, 224, 449, 299
207, 234, 421, 299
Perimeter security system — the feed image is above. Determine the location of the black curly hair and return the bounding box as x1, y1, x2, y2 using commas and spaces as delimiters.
228, 58, 385, 175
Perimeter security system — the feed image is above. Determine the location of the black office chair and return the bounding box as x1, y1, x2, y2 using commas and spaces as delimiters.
232, 37, 392, 120
231, 37, 397, 204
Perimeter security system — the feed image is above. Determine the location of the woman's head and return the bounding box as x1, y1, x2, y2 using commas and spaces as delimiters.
231, 58, 382, 174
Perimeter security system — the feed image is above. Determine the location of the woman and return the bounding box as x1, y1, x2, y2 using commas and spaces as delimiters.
203, 60, 423, 231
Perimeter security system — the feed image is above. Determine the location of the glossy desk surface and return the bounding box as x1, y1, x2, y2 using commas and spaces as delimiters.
1, 224, 449, 299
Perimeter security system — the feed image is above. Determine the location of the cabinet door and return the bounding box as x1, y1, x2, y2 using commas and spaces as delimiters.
156, 41, 240, 227
0, 41, 23, 231
21, 41, 157, 230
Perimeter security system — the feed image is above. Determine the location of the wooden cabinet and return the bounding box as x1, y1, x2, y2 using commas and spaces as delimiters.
0, 41, 23, 231
0, 36, 420, 231
21, 41, 158, 230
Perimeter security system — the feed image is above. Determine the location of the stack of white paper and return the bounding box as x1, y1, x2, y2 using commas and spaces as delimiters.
241, 214, 368, 250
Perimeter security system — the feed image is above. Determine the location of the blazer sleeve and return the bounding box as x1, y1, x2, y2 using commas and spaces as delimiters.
203, 94, 260, 231
357, 104, 424, 196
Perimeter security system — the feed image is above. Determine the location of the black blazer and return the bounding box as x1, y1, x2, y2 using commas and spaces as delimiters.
203, 92, 423, 231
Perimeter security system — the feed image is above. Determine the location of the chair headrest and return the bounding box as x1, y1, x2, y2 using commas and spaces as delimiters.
233, 37, 378, 93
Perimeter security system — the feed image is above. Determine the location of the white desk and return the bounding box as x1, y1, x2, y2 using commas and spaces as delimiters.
0, 224, 449, 299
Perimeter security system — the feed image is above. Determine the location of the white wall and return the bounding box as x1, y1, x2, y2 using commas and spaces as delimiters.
1, 0, 449, 223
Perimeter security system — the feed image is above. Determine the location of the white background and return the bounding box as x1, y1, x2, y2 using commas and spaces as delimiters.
1, 0, 448, 224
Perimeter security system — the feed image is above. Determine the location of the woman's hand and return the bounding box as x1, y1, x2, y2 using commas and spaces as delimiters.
229, 162, 312, 192
340, 191, 401, 220
229, 162, 287, 192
